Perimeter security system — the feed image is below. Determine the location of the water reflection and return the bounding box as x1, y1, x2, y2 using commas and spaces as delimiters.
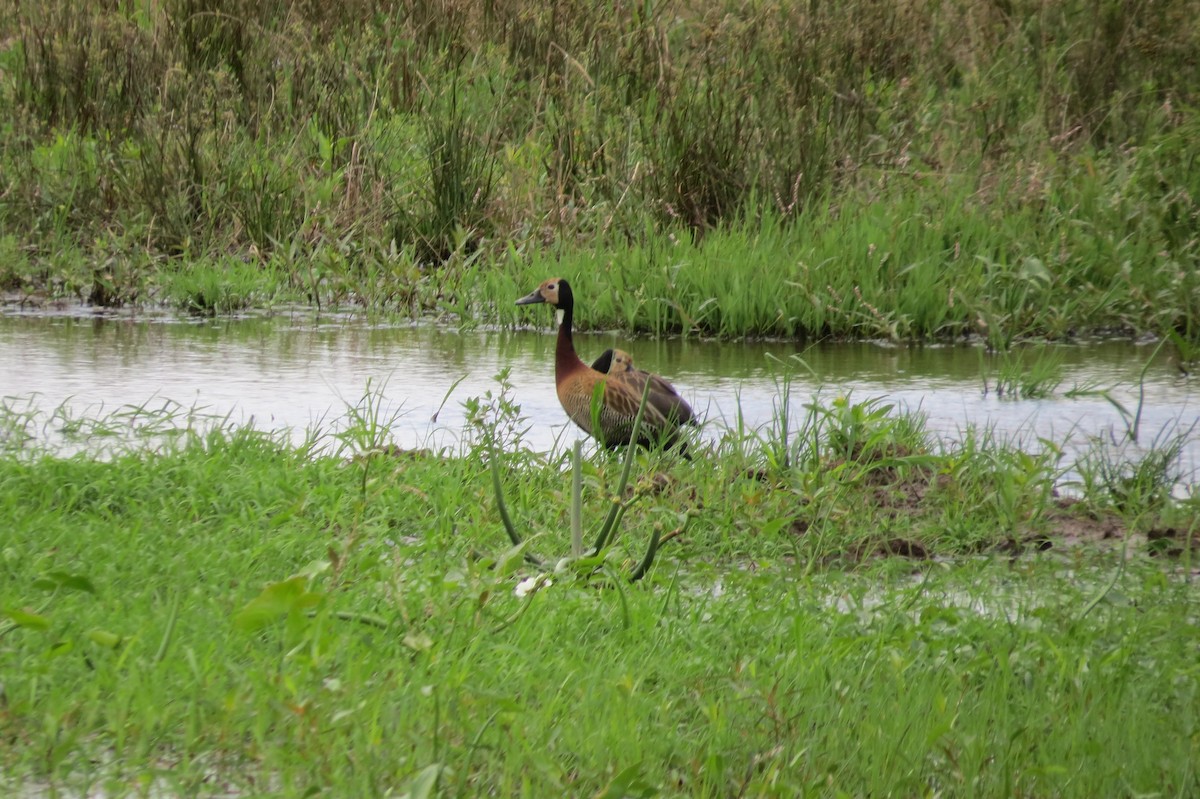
1, 309, 1195, 481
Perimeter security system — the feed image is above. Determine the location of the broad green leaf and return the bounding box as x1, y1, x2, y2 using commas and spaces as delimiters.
573, 553, 609, 571
402, 631, 433, 652
234, 575, 324, 632
46, 639, 74, 658
1019, 256, 1052, 284
595, 763, 657, 799
86, 629, 122, 648
401, 764, 442, 799
3, 607, 51, 629
494, 540, 528, 578
758, 517, 792, 537
34, 572, 97, 594
298, 559, 331, 578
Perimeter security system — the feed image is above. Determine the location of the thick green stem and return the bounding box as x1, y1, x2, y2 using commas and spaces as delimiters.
630, 512, 692, 582
153, 590, 182, 664
571, 440, 583, 556
489, 437, 545, 567
489, 437, 522, 547
591, 378, 652, 553
628, 527, 662, 583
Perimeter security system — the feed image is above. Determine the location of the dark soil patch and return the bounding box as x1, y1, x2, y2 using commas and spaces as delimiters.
787, 486, 1147, 562
1039, 498, 1127, 546
851, 537, 932, 561
1146, 526, 1200, 557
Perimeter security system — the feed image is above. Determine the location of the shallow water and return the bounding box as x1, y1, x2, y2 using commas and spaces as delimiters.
0, 306, 1196, 483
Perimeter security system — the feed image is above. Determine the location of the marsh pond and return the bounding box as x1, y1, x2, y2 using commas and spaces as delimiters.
1, 308, 1195, 486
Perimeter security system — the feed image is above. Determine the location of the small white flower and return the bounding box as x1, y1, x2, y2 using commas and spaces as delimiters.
514, 575, 552, 598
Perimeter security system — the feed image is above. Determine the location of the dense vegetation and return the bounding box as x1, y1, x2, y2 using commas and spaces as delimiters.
2, 391, 1198, 795
2, 0, 1198, 340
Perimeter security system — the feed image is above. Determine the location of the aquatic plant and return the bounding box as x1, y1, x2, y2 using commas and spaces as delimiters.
981, 346, 1065, 400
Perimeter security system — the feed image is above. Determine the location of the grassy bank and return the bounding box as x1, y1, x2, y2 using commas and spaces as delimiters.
2, 389, 1198, 796
1, 0, 1198, 341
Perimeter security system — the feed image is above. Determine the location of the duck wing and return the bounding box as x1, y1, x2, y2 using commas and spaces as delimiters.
613, 369, 694, 427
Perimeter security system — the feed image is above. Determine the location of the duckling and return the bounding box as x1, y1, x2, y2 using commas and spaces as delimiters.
593, 348, 695, 427
516, 278, 695, 449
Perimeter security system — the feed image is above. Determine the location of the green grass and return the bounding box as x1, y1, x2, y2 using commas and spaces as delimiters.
1, 390, 1197, 796
980, 345, 1065, 399
1, 0, 1198, 342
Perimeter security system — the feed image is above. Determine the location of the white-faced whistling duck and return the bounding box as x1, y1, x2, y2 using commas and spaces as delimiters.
516, 278, 696, 450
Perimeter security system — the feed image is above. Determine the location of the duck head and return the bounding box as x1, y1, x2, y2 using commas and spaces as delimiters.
610, 349, 636, 373
516, 278, 573, 310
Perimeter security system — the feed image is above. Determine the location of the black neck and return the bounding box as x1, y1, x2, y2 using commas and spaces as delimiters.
554, 282, 584, 374
558, 282, 575, 343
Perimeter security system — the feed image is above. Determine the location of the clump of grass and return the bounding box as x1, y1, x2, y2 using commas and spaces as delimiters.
1168, 330, 1200, 376
981, 346, 1065, 399
164, 256, 283, 316
417, 82, 497, 264
0, 397, 39, 453
1074, 426, 1194, 523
